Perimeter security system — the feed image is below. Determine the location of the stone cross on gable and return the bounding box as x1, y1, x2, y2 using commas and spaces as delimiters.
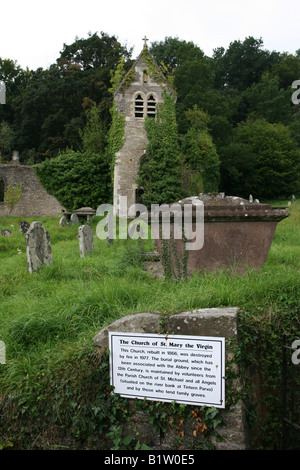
143, 36, 149, 49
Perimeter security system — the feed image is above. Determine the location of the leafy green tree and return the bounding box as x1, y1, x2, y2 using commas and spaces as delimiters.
138, 91, 183, 207
150, 37, 206, 74
11, 33, 132, 162
58, 31, 132, 71
269, 51, 300, 89
213, 36, 280, 91
0, 121, 14, 159
79, 104, 107, 154
241, 73, 292, 125
220, 142, 259, 198
0, 58, 30, 125
151, 38, 216, 135
181, 106, 220, 194
220, 118, 300, 198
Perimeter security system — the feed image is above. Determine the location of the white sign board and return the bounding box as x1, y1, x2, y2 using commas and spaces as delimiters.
109, 332, 225, 408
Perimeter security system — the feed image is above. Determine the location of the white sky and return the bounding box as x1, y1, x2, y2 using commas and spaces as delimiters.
1, 0, 300, 70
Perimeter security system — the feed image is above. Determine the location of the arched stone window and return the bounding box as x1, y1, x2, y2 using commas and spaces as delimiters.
147, 94, 156, 117
135, 94, 144, 118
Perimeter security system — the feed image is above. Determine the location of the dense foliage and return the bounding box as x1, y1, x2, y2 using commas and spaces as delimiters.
181, 106, 220, 194
1, 32, 300, 202
138, 91, 183, 207
35, 151, 111, 210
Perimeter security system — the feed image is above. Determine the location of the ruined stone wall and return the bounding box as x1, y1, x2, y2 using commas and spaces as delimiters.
0, 164, 65, 217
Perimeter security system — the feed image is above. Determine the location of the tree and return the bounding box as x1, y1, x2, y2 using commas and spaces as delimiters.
269, 52, 300, 89
213, 36, 280, 91
79, 104, 107, 154
137, 91, 183, 208
241, 73, 292, 125
11, 33, 132, 162
181, 106, 220, 194
58, 31, 132, 71
0, 121, 14, 160
219, 118, 300, 198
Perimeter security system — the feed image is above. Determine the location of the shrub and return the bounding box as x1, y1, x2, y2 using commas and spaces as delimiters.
35, 151, 111, 210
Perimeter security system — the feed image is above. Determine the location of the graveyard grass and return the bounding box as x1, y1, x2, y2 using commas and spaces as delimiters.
0, 202, 299, 449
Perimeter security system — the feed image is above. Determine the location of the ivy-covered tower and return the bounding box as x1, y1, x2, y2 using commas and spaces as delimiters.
113, 38, 175, 217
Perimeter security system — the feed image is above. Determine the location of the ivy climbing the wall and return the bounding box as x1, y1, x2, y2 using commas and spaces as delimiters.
106, 57, 126, 181
137, 90, 184, 208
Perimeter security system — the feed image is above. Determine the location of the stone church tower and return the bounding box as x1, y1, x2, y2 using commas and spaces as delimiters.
113, 38, 175, 217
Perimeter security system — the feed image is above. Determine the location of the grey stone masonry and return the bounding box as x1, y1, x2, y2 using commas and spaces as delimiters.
113, 45, 176, 217
25, 221, 53, 273
0, 164, 65, 217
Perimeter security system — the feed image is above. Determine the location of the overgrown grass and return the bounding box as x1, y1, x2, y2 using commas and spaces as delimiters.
0, 203, 299, 449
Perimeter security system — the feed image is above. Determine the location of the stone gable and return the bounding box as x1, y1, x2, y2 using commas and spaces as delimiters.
113, 46, 176, 217
0, 164, 65, 217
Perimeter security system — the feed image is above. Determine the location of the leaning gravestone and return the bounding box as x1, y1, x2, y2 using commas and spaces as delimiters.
71, 213, 80, 225
78, 225, 94, 258
25, 221, 53, 273
59, 215, 69, 226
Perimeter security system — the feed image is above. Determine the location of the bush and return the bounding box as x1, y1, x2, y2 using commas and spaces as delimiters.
35, 151, 111, 210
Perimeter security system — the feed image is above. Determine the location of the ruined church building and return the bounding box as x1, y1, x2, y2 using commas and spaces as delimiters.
113, 38, 175, 217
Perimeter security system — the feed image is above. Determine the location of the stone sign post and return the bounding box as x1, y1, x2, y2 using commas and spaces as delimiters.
94, 307, 249, 450
109, 332, 225, 408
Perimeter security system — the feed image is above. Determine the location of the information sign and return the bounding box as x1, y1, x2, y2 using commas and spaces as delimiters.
109, 332, 225, 408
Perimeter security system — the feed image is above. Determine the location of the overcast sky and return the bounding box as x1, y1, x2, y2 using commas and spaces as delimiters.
1, 0, 300, 70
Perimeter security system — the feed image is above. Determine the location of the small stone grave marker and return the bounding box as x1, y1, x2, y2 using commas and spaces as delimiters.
71, 213, 79, 225
78, 225, 94, 257
59, 216, 69, 226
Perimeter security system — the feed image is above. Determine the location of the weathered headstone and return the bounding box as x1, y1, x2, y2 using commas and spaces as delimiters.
25, 221, 53, 273
71, 213, 80, 225
19, 221, 30, 234
59, 215, 69, 226
78, 225, 94, 257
